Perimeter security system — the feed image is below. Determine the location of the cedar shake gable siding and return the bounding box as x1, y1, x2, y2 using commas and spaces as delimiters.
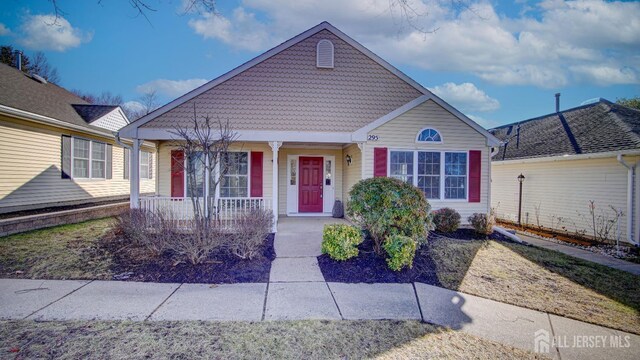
141, 30, 422, 132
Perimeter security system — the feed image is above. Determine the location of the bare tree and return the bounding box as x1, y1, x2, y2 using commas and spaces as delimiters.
72, 89, 124, 105
30, 51, 60, 84
139, 90, 159, 115
170, 104, 238, 253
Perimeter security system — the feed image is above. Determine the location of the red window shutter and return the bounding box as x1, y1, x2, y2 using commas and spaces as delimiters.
373, 147, 388, 177
171, 150, 185, 197
469, 150, 482, 203
250, 151, 263, 197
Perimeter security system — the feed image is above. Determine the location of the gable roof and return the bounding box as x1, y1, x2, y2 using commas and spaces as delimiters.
120, 22, 499, 145
72, 104, 119, 123
0, 63, 127, 135
490, 99, 640, 161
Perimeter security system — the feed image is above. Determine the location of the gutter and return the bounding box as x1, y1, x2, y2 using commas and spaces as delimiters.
494, 149, 640, 165
617, 154, 639, 245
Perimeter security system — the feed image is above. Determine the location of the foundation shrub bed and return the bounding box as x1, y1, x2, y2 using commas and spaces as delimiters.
321, 224, 363, 261
347, 177, 432, 255
227, 209, 273, 260
383, 235, 417, 271
432, 208, 461, 233
468, 212, 496, 236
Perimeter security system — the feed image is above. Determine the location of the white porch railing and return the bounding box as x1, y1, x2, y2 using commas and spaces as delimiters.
139, 196, 273, 230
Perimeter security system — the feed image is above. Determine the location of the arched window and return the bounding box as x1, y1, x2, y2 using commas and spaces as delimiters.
316, 39, 334, 68
416, 128, 443, 143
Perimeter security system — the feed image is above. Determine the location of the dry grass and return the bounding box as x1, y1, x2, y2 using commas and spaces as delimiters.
0, 320, 542, 359
429, 238, 640, 334
0, 218, 114, 280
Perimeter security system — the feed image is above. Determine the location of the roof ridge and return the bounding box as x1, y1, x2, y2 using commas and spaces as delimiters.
605, 102, 640, 145
490, 99, 610, 131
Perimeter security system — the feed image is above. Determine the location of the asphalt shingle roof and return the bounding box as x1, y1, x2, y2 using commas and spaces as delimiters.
490, 99, 640, 161
0, 63, 114, 133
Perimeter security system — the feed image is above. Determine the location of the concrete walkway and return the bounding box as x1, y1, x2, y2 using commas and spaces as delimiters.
517, 233, 640, 276
1, 278, 638, 359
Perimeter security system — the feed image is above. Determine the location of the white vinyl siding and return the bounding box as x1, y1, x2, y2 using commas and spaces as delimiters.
0, 115, 156, 214
491, 156, 637, 243
365, 99, 490, 221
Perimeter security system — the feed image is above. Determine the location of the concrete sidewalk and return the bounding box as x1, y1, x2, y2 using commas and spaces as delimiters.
1, 278, 638, 360
518, 233, 640, 276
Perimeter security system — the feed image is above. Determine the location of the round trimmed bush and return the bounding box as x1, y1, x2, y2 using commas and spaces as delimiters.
383, 235, 417, 271
321, 224, 363, 261
432, 207, 461, 233
468, 212, 496, 236
347, 177, 431, 254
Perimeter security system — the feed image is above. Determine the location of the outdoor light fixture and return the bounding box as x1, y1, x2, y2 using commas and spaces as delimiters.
517, 173, 525, 225
346, 155, 352, 166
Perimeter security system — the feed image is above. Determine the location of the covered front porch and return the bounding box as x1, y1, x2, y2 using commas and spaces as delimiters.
129, 139, 365, 231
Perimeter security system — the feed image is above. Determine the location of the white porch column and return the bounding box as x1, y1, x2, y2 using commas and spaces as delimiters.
269, 141, 282, 231
357, 142, 366, 179
130, 139, 141, 209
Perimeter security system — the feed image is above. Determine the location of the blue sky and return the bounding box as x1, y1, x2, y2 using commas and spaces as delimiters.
0, 0, 638, 128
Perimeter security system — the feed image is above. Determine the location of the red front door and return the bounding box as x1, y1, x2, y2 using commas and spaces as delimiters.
299, 157, 323, 212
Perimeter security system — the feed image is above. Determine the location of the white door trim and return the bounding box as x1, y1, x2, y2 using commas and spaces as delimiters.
286, 154, 336, 216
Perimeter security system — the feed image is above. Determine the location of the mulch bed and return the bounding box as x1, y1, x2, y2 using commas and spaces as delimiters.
103, 234, 275, 284
318, 229, 508, 284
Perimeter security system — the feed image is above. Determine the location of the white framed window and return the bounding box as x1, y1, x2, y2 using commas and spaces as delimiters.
140, 151, 151, 179
417, 152, 440, 199
220, 152, 249, 198
389, 151, 414, 184
72, 138, 106, 179
186, 151, 205, 198
444, 152, 467, 199
416, 128, 443, 143
389, 149, 468, 200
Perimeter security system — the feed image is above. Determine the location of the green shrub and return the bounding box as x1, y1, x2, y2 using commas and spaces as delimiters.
347, 177, 431, 254
468, 211, 496, 236
383, 235, 417, 271
321, 224, 363, 261
432, 208, 461, 233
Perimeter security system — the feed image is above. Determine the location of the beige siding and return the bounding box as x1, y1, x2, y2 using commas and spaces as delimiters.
157, 141, 273, 199
491, 157, 635, 242
278, 147, 343, 215
342, 143, 361, 202
0, 115, 156, 213
363, 99, 491, 221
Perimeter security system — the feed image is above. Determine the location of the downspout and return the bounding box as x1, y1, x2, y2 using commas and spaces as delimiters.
487, 146, 501, 213
114, 132, 131, 150
617, 154, 639, 245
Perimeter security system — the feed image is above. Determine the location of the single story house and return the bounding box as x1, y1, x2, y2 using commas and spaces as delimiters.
0, 62, 156, 214
118, 22, 501, 231
490, 98, 640, 245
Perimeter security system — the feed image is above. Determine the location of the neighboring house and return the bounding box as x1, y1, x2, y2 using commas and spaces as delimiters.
118, 22, 500, 231
0, 62, 156, 214
490, 99, 640, 245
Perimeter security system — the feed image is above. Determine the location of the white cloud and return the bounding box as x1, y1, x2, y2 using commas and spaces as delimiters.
136, 78, 208, 97
18, 14, 92, 51
429, 82, 499, 112
123, 101, 145, 113
186, 0, 640, 87
467, 114, 499, 129
188, 8, 270, 52
0, 23, 10, 36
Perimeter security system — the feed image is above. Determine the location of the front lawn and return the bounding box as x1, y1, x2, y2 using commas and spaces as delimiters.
0, 218, 114, 280
429, 236, 640, 335
0, 320, 541, 359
